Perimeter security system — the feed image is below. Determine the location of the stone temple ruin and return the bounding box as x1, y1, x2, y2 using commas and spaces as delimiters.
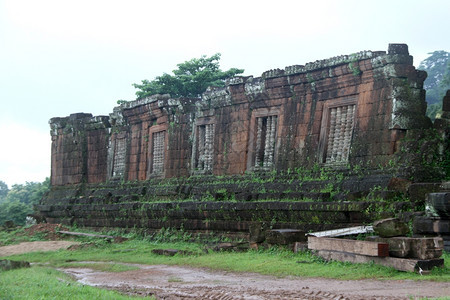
38, 44, 449, 255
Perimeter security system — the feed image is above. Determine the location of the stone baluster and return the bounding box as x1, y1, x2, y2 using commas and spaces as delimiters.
152, 131, 165, 174
255, 117, 263, 167
327, 108, 337, 163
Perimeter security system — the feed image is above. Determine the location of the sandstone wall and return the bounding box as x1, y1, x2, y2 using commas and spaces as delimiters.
48, 44, 431, 186
41, 45, 449, 235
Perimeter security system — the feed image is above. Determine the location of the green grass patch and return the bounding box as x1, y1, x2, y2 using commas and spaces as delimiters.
3, 238, 449, 282
0, 266, 153, 299
0, 228, 39, 246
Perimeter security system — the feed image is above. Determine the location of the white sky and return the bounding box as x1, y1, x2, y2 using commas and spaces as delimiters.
0, 0, 449, 187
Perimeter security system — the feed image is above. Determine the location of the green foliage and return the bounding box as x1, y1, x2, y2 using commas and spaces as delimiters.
4, 178, 50, 206
0, 181, 8, 202
0, 178, 50, 226
0, 201, 32, 226
418, 50, 450, 120
133, 53, 244, 98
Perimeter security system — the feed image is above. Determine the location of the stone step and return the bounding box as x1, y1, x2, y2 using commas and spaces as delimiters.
426, 193, 450, 218
439, 181, 450, 191
413, 216, 450, 235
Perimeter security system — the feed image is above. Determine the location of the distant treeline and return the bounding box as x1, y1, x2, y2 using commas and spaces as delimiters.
0, 178, 50, 226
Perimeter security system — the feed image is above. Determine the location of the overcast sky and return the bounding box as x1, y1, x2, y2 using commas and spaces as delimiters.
0, 0, 449, 187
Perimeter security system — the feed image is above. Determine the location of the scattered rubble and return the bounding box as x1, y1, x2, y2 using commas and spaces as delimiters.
24, 223, 69, 240
306, 216, 445, 273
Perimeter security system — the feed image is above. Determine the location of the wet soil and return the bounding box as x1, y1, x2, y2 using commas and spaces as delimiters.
62, 263, 450, 300
0, 224, 78, 256
0, 240, 80, 256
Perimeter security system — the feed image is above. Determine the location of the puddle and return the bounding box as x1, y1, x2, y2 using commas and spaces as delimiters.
60, 262, 449, 299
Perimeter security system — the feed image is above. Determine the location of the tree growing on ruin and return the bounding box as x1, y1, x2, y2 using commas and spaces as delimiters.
418, 51, 450, 120
133, 53, 244, 99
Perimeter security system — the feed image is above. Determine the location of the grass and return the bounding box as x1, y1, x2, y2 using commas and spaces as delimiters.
0, 227, 45, 246
3, 235, 449, 282
0, 226, 449, 300
0, 266, 154, 299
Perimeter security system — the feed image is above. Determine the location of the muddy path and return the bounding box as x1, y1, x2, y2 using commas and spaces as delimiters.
62, 263, 450, 300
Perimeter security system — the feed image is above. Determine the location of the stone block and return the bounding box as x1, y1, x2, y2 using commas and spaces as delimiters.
426, 193, 450, 218
266, 229, 305, 245
248, 222, 268, 243
293, 242, 308, 253
413, 216, 450, 234
387, 177, 411, 193
409, 237, 443, 260
366, 236, 443, 259
151, 249, 191, 256
388, 43, 409, 55
373, 218, 410, 237
0, 260, 31, 271
408, 183, 441, 204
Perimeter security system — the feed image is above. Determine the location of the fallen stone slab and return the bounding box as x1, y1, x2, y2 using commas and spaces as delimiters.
314, 250, 444, 273
373, 218, 409, 237
207, 242, 249, 252
308, 236, 389, 257
308, 225, 374, 237
151, 249, 194, 256
266, 229, 305, 245
366, 236, 443, 259
58, 230, 128, 243
0, 259, 30, 271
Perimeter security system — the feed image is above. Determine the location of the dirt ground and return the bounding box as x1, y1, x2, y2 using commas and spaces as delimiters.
63, 263, 449, 300
1, 238, 449, 299
0, 240, 80, 256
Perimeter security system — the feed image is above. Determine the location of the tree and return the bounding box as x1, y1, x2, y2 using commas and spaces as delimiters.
441, 63, 450, 87
0, 201, 32, 226
4, 178, 50, 206
418, 51, 450, 120
0, 178, 50, 226
0, 181, 8, 203
133, 53, 244, 99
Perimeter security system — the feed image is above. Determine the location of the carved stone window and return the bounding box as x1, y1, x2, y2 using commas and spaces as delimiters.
147, 124, 168, 178
247, 108, 280, 172
151, 130, 165, 174
319, 97, 357, 164
254, 115, 277, 169
195, 123, 215, 172
108, 132, 127, 180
